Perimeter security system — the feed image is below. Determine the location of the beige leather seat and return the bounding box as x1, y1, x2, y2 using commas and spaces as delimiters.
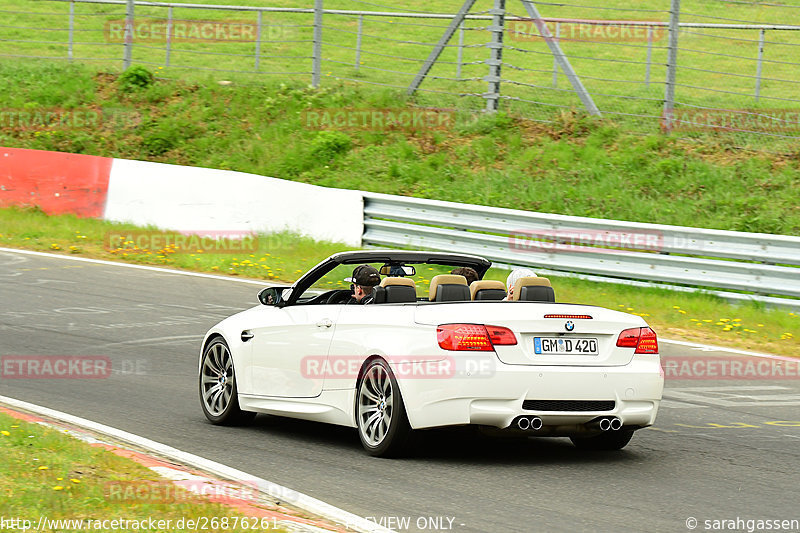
429, 274, 469, 302
372, 277, 417, 303
511, 276, 555, 302
469, 280, 507, 301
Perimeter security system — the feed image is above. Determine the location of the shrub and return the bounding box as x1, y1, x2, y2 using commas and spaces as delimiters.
118, 66, 154, 92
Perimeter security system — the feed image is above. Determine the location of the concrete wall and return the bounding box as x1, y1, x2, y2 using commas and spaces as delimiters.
0, 148, 364, 246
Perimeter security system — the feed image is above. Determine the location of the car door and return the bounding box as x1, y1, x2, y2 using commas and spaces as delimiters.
247, 304, 342, 398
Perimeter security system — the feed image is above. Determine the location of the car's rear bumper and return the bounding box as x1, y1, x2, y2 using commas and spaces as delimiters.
393, 354, 664, 431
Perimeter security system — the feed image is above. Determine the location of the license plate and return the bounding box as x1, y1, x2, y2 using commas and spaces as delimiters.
533, 337, 599, 355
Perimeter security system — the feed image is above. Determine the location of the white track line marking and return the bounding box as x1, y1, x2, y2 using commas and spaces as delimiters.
0, 247, 267, 286
659, 338, 797, 362
0, 395, 392, 533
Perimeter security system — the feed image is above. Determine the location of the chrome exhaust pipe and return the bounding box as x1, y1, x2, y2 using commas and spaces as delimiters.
517, 417, 530, 431
529, 416, 543, 431
599, 418, 612, 431
609, 417, 622, 431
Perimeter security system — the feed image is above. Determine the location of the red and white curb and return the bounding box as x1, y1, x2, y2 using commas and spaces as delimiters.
0, 397, 392, 533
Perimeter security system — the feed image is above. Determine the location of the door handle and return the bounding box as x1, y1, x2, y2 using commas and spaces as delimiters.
241, 330, 254, 342
316, 319, 333, 328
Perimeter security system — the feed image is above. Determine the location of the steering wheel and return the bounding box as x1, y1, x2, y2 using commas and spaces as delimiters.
326, 290, 352, 305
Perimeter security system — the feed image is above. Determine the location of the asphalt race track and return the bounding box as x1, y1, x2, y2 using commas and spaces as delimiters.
1, 249, 798, 533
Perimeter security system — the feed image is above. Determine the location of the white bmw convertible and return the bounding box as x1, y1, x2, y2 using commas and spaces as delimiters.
199, 251, 664, 456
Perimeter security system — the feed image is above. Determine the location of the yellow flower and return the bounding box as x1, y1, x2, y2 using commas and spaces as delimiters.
719, 318, 730, 323
53, 486, 64, 491
10, 425, 18, 428
702, 319, 712, 323
38, 466, 48, 470
672, 306, 680, 309
70, 479, 81, 484
678, 310, 687, 314
0, 430, 10, 436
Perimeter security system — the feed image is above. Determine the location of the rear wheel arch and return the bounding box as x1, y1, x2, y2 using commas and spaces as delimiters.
354, 356, 413, 457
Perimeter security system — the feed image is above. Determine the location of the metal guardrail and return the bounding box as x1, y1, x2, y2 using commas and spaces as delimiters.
362, 192, 800, 308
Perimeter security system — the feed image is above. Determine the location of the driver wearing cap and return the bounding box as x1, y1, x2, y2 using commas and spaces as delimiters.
346, 264, 381, 305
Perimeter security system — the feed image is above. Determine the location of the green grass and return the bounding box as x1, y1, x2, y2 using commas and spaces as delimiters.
0, 411, 285, 531
1, 62, 799, 235
1, 206, 797, 357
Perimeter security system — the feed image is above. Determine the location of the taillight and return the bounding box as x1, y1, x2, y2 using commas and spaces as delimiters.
486, 325, 517, 346
636, 327, 658, 353
437, 324, 517, 351
616, 327, 658, 354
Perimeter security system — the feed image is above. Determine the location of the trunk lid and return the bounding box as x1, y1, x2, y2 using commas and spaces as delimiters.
415, 302, 648, 367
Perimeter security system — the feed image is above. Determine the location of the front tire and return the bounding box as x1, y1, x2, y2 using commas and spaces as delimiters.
356, 358, 412, 457
199, 338, 255, 426
570, 429, 634, 451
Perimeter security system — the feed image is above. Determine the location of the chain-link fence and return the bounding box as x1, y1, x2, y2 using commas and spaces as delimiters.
2, 0, 799, 150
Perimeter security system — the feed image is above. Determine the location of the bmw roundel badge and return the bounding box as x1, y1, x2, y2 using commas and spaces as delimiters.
565, 321, 575, 332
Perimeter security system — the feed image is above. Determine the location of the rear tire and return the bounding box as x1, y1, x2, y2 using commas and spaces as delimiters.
356, 358, 412, 457
570, 429, 634, 451
199, 338, 256, 426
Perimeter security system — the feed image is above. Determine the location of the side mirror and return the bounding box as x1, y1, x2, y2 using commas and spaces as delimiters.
258, 287, 291, 307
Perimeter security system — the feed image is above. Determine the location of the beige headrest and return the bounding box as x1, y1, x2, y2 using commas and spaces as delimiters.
469, 280, 506, 300
429, 274, 467, 301
380, 276, 416, 288
512, 276, 552, 301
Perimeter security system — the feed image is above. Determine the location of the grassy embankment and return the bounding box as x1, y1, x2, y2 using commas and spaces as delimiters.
1, 62, 799, 235
0, 411, 285, 531
1, 206, 797, 357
